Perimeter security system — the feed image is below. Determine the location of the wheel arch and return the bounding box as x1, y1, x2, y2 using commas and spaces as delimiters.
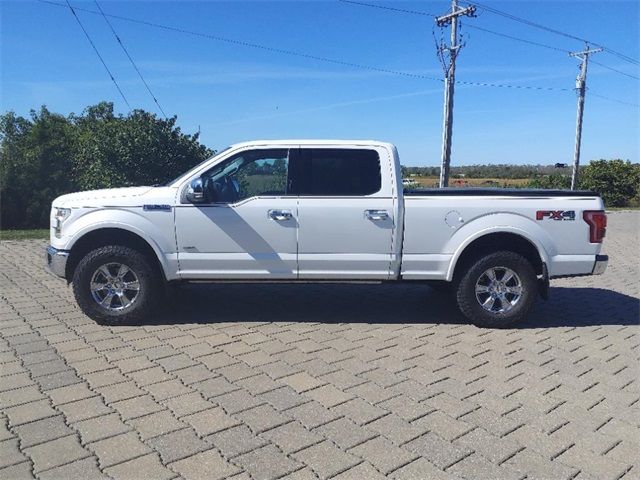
448, 230, 547, 282
65, 227, 167, 283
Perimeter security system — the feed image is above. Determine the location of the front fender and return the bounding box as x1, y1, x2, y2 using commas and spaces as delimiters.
444, 212, 555, 281
63, 208, 176, 280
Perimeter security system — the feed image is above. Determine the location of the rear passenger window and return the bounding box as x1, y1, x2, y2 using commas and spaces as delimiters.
296, 148, 381, 196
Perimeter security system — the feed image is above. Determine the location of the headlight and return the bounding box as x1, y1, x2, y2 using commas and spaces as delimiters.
53, 208, 71, 238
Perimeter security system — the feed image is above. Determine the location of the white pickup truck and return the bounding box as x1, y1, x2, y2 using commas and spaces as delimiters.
46, 140, 608, 327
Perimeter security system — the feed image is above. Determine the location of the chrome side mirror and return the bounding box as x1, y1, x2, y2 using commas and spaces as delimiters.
186, 177, 206, 203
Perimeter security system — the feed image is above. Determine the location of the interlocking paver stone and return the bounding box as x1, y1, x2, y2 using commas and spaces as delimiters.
234, 444, 302, 480
24, 434, 92, 473
128, 410, 186, 441
182, 406, 241, 436
0, 461, 34, 480
206, 424, 268, 457
73, 413, 131, 444
13, 415, 73, 448
146, 428, 208, 464
38, 456, 109, 480
259, 421, 322, 454
88, 431, 152, 468
105, 453, 176, 480
349, 436, 418, 475
169, 449, 241, 480
234, 404, 289, 434
292, 441, 360, 479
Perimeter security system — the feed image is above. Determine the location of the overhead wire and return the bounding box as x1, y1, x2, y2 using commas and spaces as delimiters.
63, 0, 131, 110
39, 0, 570, 92
94, 0, 168, 118
460, 0, 640, 66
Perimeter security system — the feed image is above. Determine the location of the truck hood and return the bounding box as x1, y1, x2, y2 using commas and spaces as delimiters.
53, 186, 162, 208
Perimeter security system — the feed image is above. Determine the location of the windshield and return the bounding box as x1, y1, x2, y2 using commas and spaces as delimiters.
162, 146, 232, 186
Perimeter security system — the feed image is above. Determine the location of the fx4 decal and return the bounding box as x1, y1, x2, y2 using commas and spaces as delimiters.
536, 210, 576, 221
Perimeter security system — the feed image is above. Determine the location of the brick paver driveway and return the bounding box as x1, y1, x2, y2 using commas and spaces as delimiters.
1, 211, 638, 480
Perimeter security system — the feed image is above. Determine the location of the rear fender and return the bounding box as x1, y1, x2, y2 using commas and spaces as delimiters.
444, 213, 554, 281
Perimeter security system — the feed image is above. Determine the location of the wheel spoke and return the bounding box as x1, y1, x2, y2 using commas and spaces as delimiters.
90, 282, 108, 292
486, 269, 497, 282
505, 285, 522, 295
100, 292, 115, 307
498, 294, 512, 308
117, 264, 130, 279
502, 271, 515, 284
123, 280, 140, 291
482, 296, 496, 311
98, 265, 112, 280
476, 285, 491, 293
118, 291, 131, 306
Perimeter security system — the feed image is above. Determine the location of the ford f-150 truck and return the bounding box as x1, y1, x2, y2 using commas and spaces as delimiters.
46, 140, 608, 327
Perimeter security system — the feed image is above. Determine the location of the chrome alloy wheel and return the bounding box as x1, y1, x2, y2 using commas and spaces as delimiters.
475, 266, 523, 313
90, 263, 140, 311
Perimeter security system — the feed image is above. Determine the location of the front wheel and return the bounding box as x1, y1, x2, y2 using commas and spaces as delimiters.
72, 245, 160, 324
456, 251, 537, 328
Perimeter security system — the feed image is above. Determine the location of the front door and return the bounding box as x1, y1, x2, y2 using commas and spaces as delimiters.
295, 147, 394, 279
175, 148, 298, 279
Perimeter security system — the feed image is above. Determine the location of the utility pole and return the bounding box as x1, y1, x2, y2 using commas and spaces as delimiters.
569, 44, 602, 190
436, 0, 476, 188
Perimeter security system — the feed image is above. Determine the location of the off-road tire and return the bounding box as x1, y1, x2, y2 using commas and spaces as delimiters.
456, 250, 537, 328
72, 245, 160, 325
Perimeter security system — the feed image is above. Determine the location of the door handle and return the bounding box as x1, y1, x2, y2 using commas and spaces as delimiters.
365, 210, 389, 221
269, 209, 293, 221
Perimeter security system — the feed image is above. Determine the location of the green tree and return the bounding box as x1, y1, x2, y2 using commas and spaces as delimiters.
527, 173, 571, 190
1, 102, 213, 229
580, 159, 640, 207
1, 108, 78, 228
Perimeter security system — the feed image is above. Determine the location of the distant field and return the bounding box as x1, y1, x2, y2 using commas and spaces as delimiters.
407, 176, 531, 188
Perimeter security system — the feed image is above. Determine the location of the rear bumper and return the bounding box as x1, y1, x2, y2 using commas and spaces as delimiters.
592, 254, 608, 275
45, 245, 69, 279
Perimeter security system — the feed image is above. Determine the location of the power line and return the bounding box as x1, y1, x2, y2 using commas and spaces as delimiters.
589, 92, 639, 108
589, 60, 639, 81
39, 0, 439, 81
460, 0, 640, 66
338, 0, 434, 16
39, 0, 571, 93
94, 0, 167, 118
463, 23, 570, 54
339, 0, 639, 81
63, 0, 131, 110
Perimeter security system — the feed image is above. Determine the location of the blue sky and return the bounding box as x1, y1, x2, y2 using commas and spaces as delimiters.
2, 0, 638, 166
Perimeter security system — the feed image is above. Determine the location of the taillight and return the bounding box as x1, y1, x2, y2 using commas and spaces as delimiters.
583, 210, 607, 243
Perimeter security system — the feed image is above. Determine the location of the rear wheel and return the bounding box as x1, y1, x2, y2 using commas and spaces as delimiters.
456, 251, 537, 328
72, 245, 160, 324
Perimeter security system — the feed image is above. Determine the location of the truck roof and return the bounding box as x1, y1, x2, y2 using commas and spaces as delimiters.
229, 139, 394, 149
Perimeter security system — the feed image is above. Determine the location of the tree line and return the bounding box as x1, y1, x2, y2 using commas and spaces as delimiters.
1, 102, 638, 229
1, 103, 212, 229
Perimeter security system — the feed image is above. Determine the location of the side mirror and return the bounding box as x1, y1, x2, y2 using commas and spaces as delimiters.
186, 177, 206, 203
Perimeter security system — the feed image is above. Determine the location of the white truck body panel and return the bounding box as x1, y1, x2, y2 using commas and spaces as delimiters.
49, 140, 605, 285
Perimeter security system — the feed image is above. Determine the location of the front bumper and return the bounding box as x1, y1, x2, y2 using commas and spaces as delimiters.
45, 245, 69, 279
592, 254, 608, 275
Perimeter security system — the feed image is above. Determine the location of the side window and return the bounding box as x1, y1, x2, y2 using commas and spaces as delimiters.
295, 149, 381, 196
201, 149, 289, 203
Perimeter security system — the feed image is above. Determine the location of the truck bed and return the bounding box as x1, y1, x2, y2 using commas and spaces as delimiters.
404, 188, 599, 197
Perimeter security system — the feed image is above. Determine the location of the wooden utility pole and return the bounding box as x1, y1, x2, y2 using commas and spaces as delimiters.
569, 44, 602, 190
436, 0, 476, 188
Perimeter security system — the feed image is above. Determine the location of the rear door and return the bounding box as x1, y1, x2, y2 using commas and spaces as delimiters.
294, 147, 394, 279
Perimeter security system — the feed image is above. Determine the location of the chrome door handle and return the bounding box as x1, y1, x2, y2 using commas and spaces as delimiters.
268, 209, 293, 221
365, 210, 389, 221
